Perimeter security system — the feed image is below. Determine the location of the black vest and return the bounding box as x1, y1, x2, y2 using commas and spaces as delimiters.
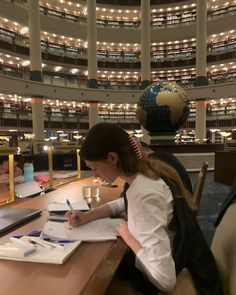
123, 179, 224, 295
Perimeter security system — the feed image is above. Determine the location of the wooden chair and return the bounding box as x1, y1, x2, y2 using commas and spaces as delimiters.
160, 269, 199, 295
106, 269, 199, 295
192, 161, 208, 216
211, 201, 236, 295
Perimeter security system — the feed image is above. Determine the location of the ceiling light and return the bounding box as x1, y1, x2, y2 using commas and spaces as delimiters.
71, 68, 78, 74
54, 66, 62, 72
20, 27, 28, 34
73, 135, 82, 140
22, 60, 30, 66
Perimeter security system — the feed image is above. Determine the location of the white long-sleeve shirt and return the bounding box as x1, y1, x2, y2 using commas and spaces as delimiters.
108, 174, 176, 292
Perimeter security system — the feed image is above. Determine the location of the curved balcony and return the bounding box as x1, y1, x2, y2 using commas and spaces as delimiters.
1, 0, 235, 44
94, 0, 188, 5
1, 73, 236, 104
0, 32, 236, 75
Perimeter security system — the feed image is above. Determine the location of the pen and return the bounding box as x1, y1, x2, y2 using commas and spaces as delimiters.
13, 230, 42, 239
58, 240, 75, 244
66, 198, 74, 212
43, 237, 73, 244
29, 237, 52, 249
41, 239, 64, 249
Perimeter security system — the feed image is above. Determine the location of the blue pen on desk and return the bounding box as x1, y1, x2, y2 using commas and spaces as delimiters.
43, 238, 74, 245
66, 198, 74, 212
58, 240, 75, 244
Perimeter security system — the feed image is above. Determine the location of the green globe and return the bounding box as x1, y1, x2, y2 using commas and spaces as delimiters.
137, 81, 190, 134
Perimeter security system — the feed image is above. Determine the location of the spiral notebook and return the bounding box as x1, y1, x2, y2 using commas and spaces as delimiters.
0, 237, 81, 265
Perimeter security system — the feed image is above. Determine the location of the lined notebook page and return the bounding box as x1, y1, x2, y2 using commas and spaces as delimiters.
0, 239, 81, 264
42, 218, 123, 242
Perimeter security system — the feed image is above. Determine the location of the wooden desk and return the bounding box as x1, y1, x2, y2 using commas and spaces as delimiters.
0, 177, 127, 295
0, 171, 90, 204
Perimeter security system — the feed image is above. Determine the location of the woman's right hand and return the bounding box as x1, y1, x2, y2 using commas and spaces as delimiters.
65, 210, 88, 227
65, 203, 113, 228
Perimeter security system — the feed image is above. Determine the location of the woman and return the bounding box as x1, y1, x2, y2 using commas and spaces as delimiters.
66, 123, 223, 294
0, 157, 22, 182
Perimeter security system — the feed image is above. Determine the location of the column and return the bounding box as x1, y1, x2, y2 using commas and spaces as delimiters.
28, 0, 44, 140
211, 131, 216, 143
31, 98, 44, 141
196, 0, 208, 86
87, 0, 98, 88
195, 100, 207, 142
89, 103, 99, 129
195, 0, 208, 143
140, 0, 151, 90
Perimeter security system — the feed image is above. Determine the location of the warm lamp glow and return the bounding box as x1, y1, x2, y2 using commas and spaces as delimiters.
220, 132, 232, 137
209, 129, 220, 133
73, 135, 82, 140
49, 136, 57, 140
24, 133, 35, 139
134, 133, 143, 138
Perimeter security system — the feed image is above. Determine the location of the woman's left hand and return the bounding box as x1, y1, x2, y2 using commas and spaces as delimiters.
117, 221, 141, 253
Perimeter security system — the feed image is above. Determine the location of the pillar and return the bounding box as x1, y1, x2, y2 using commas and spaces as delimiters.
140, 0, 151, 90
195, 0, 208, 143
195, 100, 207, 142
87, 0, 98, 88
196, 0, 208, 86
31, 98, 44, 141
89, 102, 99, 129
28, 0, 44, 140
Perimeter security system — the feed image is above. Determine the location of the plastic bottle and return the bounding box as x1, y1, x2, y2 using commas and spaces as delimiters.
24, 163, 34, 182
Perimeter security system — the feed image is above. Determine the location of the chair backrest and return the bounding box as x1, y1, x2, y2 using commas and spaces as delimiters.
211, 201, 236, 295
159, 269, 199, 295
193, 161, 208, 214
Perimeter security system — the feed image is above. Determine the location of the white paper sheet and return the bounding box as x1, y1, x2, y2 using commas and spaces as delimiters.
42, 218, 123, 242
48, 200, 89, 212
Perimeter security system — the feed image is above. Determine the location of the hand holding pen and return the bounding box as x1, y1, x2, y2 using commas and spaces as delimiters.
66, 198, 74, 213
65, 198, 81, 227
65, 198, 90, 227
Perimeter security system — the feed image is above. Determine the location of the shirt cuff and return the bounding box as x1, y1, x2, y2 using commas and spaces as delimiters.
108, 198, 125, 216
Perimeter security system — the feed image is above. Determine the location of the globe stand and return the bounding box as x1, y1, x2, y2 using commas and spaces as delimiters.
149, 132, 176, 145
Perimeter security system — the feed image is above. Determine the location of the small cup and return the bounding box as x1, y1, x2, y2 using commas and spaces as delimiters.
90, 185, 100, 200
82, 186, 91, 200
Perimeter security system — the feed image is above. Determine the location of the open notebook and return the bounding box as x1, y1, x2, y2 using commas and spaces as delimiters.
0, 237, 81, 265
48, 200, 90, 212
42, 218, 123, 242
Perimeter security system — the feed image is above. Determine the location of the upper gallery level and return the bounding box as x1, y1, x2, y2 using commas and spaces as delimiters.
0, 2, 235, 89
0, 0, 236, 43
0, 0, 235, 93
